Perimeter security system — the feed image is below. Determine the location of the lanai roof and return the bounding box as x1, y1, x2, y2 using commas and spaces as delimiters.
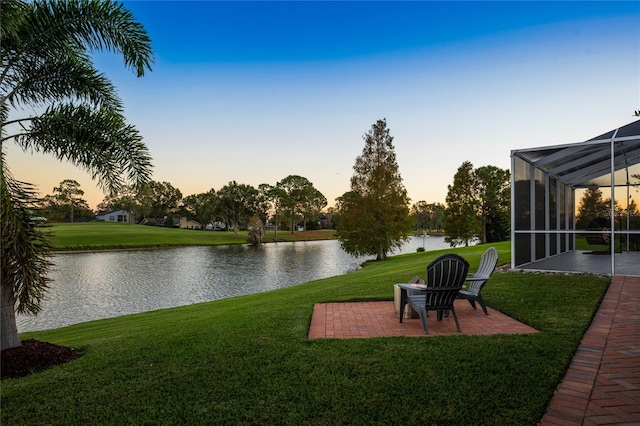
511, 119, 640, 189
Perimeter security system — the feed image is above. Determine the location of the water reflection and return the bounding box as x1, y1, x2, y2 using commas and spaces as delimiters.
17, 236, 451, 332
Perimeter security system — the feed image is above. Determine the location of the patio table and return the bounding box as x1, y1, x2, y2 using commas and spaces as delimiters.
397, 283, 427, 322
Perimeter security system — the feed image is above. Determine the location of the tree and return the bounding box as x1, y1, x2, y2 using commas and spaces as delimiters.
576, 187, 609, 229
255, 184, 274, 224
0, 0, 153, 350
411, 201, 430, 231
52, 179, 88, 222
136, 181, 182, 225
33, 179, 94, 222
247, 215, 265, 245
216, 181, 258, 235
1, 155, 53, 350
181, 189, 217, 229
34, 194, 65, 221
431, 203, 446, 232
277, 175, 324, 232
442, 162, 510, 245
336, 118, 412, 260
257, 183, 288, 239
475, 165, 510, 243
411, 201, 446, 232
324, 206, 339, 230
302, 187, 327, 230
444, 161, 482, 247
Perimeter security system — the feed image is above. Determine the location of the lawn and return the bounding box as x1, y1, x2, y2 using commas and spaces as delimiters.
1, 241, 610, 425
46, 222, 337, 250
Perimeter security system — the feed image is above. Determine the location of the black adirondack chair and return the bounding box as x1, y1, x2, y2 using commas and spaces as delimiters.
402, 253, 469, 334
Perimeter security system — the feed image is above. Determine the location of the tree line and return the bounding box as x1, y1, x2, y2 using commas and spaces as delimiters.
34, 176, 329, 235
36, 162, 511, 246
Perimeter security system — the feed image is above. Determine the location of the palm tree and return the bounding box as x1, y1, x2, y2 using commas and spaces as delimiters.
0, 0, 154, 350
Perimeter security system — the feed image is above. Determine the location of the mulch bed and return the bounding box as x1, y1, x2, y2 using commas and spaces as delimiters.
1, 339, 83, 380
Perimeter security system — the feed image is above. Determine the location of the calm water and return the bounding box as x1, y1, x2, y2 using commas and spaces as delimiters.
17, 236, 450, 332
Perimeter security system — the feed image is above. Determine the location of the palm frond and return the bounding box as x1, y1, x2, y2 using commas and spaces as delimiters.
0, 149, 52, 315
3, 51, 122, 111
14, 103, 153, 194
1, 0, 153, 109
33, 0, 154, 77
0, 1, 28, 46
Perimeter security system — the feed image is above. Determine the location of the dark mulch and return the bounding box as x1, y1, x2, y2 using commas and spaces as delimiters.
1, 339, 83, 380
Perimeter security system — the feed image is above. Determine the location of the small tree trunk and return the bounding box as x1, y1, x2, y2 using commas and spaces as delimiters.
483, 220, 487, 244
1, 280, 21, 350
274, 213, 278, 241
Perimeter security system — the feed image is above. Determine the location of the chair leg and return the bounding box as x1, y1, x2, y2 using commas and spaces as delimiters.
476, 295, 488, 315
417, 307, 429, 334
449, 306, 461, 332
467, 299, 477, 310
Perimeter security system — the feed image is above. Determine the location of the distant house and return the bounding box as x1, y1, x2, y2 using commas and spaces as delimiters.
96, 210, 135, 224
178, 217, 202, 230
264, 222, 279, 231
206, 222, 227, 231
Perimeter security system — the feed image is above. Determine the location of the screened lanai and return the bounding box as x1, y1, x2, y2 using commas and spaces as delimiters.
510, 119, 640, 276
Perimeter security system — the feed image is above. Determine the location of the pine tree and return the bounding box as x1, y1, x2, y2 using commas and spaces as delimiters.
576, 187, 609, 229
475, 165, 511, 243
337, 119, 412, 260
444, 161, 483, 247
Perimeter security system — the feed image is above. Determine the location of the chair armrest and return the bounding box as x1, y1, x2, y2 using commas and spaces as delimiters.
397, 283, 427, 291
421, 287, 463, 293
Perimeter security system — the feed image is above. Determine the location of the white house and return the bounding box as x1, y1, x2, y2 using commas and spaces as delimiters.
179, 217, 202, 230
96, 210, 135, 224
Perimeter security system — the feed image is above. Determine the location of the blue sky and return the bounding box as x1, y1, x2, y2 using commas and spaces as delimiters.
11, 1, 640, 209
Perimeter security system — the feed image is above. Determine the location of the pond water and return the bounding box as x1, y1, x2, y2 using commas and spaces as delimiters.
17, 235, 452, 332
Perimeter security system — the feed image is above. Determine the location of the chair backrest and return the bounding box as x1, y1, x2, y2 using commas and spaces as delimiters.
468, 247, 499, 295
426, 253, 469, 288
585, 217, 612, 245
423, 254, 469, 309
409, 275, 425, 284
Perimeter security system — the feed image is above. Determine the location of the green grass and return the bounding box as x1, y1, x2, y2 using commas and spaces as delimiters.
2, 241, 610, 425
45, 222, 337, 250
575, 235, 608, 251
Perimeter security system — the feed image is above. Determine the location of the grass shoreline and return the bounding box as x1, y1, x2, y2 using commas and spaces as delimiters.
46, 222, 339, 251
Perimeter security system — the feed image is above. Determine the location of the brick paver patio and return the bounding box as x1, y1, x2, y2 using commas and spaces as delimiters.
308, 299, 538, 339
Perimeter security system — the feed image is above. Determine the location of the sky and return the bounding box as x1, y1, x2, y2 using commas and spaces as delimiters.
6, 0, 640, 210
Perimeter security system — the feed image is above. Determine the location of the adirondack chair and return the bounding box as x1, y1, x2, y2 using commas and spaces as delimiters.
585, 217, 611, 246
400, 253, 469, 334
457, 247, 498, 315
